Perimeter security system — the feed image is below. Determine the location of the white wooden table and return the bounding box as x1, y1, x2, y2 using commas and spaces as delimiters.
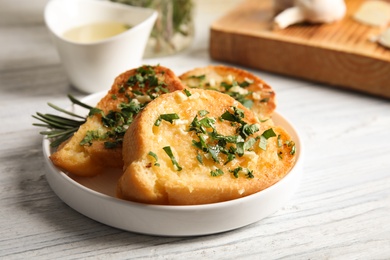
1, 0, 390, 259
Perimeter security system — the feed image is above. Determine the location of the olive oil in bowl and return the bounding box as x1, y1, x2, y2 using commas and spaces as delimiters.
63, 21, 131, 43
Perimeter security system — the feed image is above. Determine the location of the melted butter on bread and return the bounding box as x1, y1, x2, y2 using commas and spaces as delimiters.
179, 65, 276, 120
50, 65, 185, 177
118, 89, 296, 205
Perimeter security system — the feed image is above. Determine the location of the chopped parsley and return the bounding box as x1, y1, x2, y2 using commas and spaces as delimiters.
189, 74, 206, 81
277, 134, 282, 147
163, 146, 182, 171
230, 166, 243, 178
196, 152, 203, 164
198, 110, 209, 117
276, 135, 297, 158
210, 168, 224, 177
239, 81, 251, 88
80, 130, 103, 146
148, 151, 160, 166
79, 65, 169, 149
258, 128, 276, 151
240, 123, 260, 139
187, 75, 257, 107
229, 166, 254, 178
262, 128, 277, 139
155, 113, 180, 126
183, 89, 192, 97
246, 169, 254, 178
207, 144, 221, 163
216, 79, 258, 108
286, 140, 296, 155
88, 107, 103, 117
186, 74, 206, 87
227, 91, 254, 109
132, 90, 143, 96
221, 107, 245, 123
189, 107, 261, 177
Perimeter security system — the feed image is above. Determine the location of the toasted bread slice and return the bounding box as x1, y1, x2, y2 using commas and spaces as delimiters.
50, 65, 185, 177
179, 65, 276, 120
117, 89, 296, 205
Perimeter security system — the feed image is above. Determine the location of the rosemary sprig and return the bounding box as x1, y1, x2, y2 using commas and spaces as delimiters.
32, 95, 89, 148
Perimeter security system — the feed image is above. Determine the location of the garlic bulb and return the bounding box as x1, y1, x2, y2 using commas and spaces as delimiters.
274, 0, 347, 29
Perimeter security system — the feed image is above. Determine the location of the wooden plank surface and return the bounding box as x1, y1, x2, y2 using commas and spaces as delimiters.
210, 0, 390, 98
1, 0, 390, 259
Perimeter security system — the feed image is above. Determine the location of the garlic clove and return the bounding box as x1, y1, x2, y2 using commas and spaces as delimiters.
274, 0, 346, 29
378, 27, 390, 49
274, 6, 305, 29
353, 0, 390, 27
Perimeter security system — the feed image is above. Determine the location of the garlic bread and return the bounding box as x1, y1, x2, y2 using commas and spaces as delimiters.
179, 65, 276, 120
117, 89, 296, 205
50, 65, 185, 177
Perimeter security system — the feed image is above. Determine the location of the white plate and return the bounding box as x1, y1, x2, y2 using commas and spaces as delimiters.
43, 92, 304, 236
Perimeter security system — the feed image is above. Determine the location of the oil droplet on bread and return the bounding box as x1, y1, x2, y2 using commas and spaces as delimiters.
63, 22, 131, 43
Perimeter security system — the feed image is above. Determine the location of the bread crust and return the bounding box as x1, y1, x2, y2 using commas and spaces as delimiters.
50, 65, 185, 177
179, 65, 276, 120
118, 89, 295, 205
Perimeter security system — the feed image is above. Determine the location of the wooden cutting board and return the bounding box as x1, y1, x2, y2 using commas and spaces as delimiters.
210, 0, 390, 98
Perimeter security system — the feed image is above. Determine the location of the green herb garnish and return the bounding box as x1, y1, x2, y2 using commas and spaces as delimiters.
155, 113, 180, 126
258, 128, 277, 151
84, 99, 144, 148
196, 152, 203, 164
198, 110, 209, 117
183, 89, 192, 97
262, 128, 277, 139
230, 167, 243, 178
287, 141, 296, 155
220, 81, 233, 91
246, 169, 254, 178
189, 74, 206, 81
163, 146, 182, 171
239, 81, 251, 88
34, 65, 171, 149
189, 107, 260, 173
277, 135, 282, 147
227, 91, 254, 109
80, 130, 103, 146
148, 151, 160, 166
210, 168, 224, 177
240, 123, 259, 139
229, 167, 254, 178
207, 144, 221, 163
